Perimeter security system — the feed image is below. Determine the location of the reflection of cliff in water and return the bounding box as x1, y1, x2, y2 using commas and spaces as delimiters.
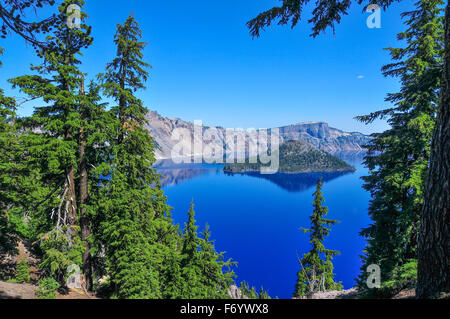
157, 168, 208, 187
156, 161, 224, 188
155, 153, 361, 191
225, 171, 354, 193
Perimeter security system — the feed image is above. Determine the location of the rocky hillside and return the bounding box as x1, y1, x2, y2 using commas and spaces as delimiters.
279, 122, 369, 153
144, 110, 371, 160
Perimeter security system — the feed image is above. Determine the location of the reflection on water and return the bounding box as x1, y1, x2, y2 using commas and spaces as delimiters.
155, 156, 360, 193
158, 168, 211, 187
155, 159, 224, 188
225, 171, 354, 193
157, 153, 371, 298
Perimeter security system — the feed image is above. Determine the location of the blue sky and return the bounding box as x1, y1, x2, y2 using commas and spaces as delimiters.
0, 0, 416, 134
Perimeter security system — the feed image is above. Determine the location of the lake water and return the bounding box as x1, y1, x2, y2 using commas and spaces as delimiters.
156, 154, 371, 299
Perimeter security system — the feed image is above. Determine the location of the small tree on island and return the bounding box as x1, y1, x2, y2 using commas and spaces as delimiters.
294, 178, 342, 297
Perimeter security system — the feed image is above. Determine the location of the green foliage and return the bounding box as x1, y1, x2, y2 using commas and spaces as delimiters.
0, 50, 36, 256
239, 281, 271, 299
0, 0, 57, 47
275, 141, 354, 173
36, 277, 60, 299
0, 58, 15, 256
0, 212, 15, 259
95, 14, 180, 299
384, 260, 418, 293
15, 259, 31, 283
294, 179, 342, 297
5, 0, 102, 286
247, 0, 398, 38
182, 202, 199, 258
38, 227, 84, 283
172, 202, 236, 299
1, 6, 244, 300
356, 0, 444, 298
224, 140, 355, 174
100, 211, 163, 299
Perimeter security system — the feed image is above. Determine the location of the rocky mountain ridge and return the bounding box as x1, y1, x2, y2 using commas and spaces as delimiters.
144, 110, 371, 160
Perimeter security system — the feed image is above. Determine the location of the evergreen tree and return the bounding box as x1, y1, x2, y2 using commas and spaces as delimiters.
418, 3, 449, 298
97, 14, 178, 298
239, 281, 258, 299
178, 202, 235, 299
179, 201, 203, 298
356, 0, 444, 297
8, 0, 93, 284
182, 201, 199, 260
0, 58, 18, 258
197, 224, 236, 298
0, 70, 16, 205
247, 0, 450, 298
0, 0, 57, 47
161, 249, 185, 299
0, 4, 247, 300
76, 78, 111, 290
0, 48, 48, 262
15, 259, 31, 283
246, 0, 398, 38
294, 179, 342, 297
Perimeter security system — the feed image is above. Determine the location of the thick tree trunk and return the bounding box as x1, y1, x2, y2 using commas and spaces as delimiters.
78, 76, 92, 291
66, 166, 77, 225
62, 76, 78, 227
417, 3, 450, 299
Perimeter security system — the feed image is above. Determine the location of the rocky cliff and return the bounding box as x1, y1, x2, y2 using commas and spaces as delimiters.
278, 122, 369, 153
144, 110, 371, 160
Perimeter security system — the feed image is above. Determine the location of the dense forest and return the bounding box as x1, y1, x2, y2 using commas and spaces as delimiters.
247, 0, 448, 299
224, 140, 356, 174
0, 0, 448, 300
0, 0, 271, 299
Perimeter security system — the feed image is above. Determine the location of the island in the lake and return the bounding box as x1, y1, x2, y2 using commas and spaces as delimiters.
224, 140, 356, 174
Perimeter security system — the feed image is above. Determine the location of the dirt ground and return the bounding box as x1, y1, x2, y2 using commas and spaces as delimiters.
0, 281, 37, 299
293, 287, 424, 299
0, 281, 97, 299
294, 287, 360, 299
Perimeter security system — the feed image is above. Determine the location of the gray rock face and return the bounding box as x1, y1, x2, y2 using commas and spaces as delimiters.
145, 111, 371, 160
226, 285, 249, 299
294, 287, 360, 299
279, 122, 369, 153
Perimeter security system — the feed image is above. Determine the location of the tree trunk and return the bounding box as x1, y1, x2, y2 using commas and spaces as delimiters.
66, 166, 77, 225
78, 76, 92, 291
417, 3, 450, 299
115, 63, 126, 147
62, 75, 78, 227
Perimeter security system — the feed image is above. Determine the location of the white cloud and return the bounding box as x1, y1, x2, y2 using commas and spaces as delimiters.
357, 75, 365, 79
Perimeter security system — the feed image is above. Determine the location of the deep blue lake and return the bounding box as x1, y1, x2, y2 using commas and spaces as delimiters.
156, 154, 371, 299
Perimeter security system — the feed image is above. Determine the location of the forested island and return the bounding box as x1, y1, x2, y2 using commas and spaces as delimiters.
224, 141, 356, 174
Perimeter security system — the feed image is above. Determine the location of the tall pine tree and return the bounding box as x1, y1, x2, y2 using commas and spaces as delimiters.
0, 48, 19, 258
356, 0, 444, 297
97, 14, 178, 298
247, 0, 450, 298
178, 201, 235, 299
8, 0, 94, 283
294, 178, 342, 297
418, 2, 449, 298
